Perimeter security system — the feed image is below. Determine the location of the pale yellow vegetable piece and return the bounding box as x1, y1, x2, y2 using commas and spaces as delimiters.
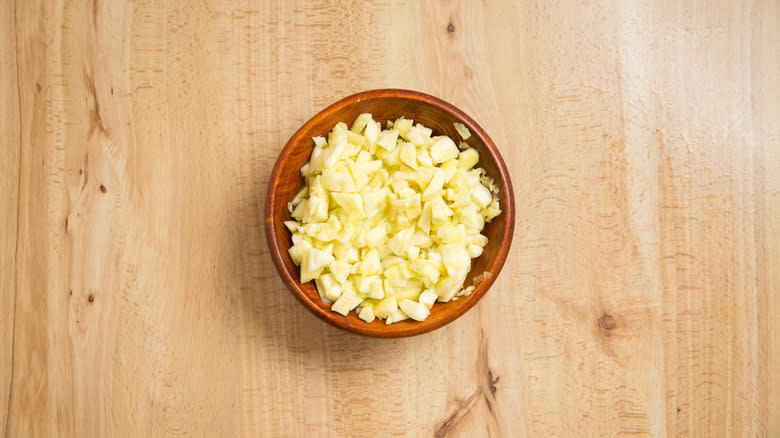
331, 192, 365, 218
358, 305, 376, 323
430, 196, 454, 224
321, 167, 356, 192
440, 244, 471, 277
368, 277, 385, 299
405, 125, 427, 145
430, 137, 459, 163
315, 274, 342, 301
418, 201, 432, 234
283, 220, 299, 232
394, 118, 413, 137
300, 247, 334, 283
399, 299, 430, 321
359, 248, 381, 275
435, 272, 468, 302
374, 296, 398, 319
288, 246, 305, 267
457, 285, 476, 297
418, 289, 438, 309
351, 113, 373, 134
364, 120, 380, 145
400, 142, 417, 169
458, 148, 479, 169
328, 259, 352, 284
365, 223, 388, 247
377, 129, 399, 150
453, 122, 471, 140
422, 168, 446, 200
385, 308, 409, 324
467, 244, 484, 258
331, 289, 363, 316
470, 184, 493, 209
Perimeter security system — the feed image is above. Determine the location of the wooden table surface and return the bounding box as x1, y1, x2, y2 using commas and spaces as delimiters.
2, 0, 777, 436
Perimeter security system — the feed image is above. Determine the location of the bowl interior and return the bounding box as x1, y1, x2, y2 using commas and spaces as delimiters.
266, 90, 514, 337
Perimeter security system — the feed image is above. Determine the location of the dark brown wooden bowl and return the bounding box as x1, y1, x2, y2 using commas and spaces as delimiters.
265, 89, 515, 337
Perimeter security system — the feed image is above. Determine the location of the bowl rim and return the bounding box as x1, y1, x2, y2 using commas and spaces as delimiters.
264, 88, 515, 337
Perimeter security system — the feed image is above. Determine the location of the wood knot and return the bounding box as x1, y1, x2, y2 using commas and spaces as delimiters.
487, 369, 499, 396
88, 294, 95, 303
447, 22, 455, 33
598, 314, 616, 330
99, 184, 107, 193
36, 82, 42, 93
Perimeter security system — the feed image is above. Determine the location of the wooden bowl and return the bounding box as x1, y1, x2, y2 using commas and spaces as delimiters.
265, 89, 515, 337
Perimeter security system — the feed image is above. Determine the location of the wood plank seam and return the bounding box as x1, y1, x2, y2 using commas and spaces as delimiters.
4, 0, 21, 435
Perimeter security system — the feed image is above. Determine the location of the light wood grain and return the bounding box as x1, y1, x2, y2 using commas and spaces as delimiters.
2, 0, 777, 436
